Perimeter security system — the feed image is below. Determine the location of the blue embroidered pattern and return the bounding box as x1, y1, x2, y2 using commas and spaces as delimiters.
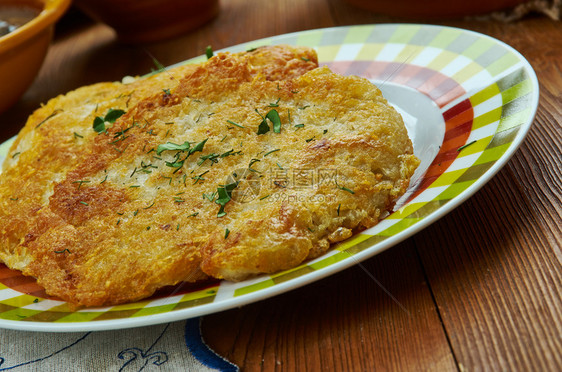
0, 332, 91, 371
118, 323, 170, 371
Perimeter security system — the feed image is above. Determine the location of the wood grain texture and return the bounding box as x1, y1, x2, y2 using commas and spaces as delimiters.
414, 17, 562, 371
202, 244, 457, 371
0, 1, 560, 370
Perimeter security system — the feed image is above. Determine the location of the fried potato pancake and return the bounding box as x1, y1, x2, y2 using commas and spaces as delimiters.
0, 45, 418, 307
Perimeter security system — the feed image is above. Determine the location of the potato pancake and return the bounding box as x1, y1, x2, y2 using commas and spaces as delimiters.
0, 45, 418, 307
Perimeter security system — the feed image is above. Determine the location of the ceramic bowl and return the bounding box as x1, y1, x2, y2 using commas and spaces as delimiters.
0, 0, 70, 114
74, 0, 220, 44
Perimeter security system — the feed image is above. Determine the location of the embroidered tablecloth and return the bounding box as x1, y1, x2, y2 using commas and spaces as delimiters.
0, 318, 237, 371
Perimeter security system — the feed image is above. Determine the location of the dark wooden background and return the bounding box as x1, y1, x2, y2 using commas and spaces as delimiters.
1, 0, 560, 370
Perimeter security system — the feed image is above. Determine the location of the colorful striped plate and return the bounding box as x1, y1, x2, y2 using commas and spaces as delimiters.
0, 24, 539, 331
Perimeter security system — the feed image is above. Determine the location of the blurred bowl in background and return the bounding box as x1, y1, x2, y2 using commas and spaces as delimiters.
0, 0, 70, 114
74, 0, 220, 44
344, 0, 529, 18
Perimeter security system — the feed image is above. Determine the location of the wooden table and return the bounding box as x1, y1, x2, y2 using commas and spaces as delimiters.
1, 1, 560, 370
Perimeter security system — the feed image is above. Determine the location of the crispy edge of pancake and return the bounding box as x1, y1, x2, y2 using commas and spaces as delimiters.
0, 45, 319, 307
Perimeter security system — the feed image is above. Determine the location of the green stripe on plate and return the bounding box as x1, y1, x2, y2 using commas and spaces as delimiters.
272, 265, 315, 284
429, 28, 462, 49
357, 43, 386, 61
343, 235, 389, 255
376, 217, 422, 237
461, 37, 496, 61
457, 136, 493, 157
427, 50, 458, 72
0, 294, 38, 308
234, 278, 276, 297
389, 24, 421, 44
487, 53, 520, 77
0, 308, 42, 321
316, 45, 344, 62
501, 78, 533, 104
335, 232, 373, 250
131, 303, 178, 318
343, 26, 372, 44
497, 106, 532, 133
452, 61, 484, 84
472, 107, 502, 130
429, 169, 467, 188
396, 44, 426, 65
435, 180, 476, 201
473, 142, 512, 166
309, 251, 352, 270
470, 83, 501, 107
296, 31, 323, 48
55, 311, 105, 323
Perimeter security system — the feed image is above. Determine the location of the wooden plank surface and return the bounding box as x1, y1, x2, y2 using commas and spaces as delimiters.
0, 1, 560, 370
202, 243, 458, 371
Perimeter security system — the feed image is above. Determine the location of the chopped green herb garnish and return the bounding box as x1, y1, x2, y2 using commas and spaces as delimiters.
206, 45, 214, 59
203, 191, 217, 202
79, 201, 89, 206
151, 56, 166, 73
269, 98, 281, 107
11, 152, 21, 158
35, 109, 63, 129
189, 138, 208, 155
192, 170, 209, 184
104, 109, 126, 123
294, 124, 304, 130
301, 57, 310, 62
225, 228, 230, 239
268, 109, 282, 133
73, 132, 83, 139
259, 194, 270, 200
249, 158, 261, 168
299, 105, 310, 110
305, 136, 316, 143
157, 141, 190, 155
216, 181, 239, 217
54, 248, 71, 254
93, 108, 126, 133
337, 203, 341, 216
187, 212, 199, 218
93, 116, 106, 133
457, 140, 477, 152
335, 181, 355, 194
73, 180, 91, 189
263, 149, 280, 157
227, 120, 244, 128
256, 109, 282, 134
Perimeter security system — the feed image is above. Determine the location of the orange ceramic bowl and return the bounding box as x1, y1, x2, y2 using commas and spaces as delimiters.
0, 0, 70, 114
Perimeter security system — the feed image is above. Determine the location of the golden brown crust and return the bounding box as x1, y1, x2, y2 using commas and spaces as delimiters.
0, 45, 418, 307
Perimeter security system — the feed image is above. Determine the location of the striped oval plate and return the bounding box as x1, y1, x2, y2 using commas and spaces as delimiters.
0, 24, 539, 331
